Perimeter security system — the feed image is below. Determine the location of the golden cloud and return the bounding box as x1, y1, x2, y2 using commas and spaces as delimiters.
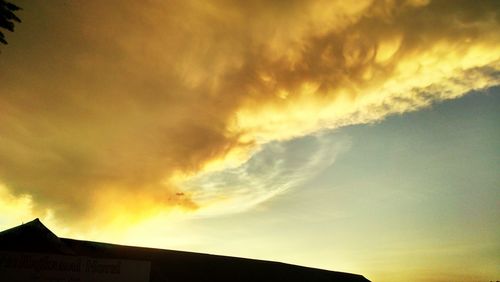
0, 0, 498, 228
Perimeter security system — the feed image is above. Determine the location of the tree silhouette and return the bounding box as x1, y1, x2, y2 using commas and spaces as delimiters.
0, 0, 22, 45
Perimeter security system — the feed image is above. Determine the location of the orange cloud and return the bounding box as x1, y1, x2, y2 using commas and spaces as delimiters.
0, 0, 498, 228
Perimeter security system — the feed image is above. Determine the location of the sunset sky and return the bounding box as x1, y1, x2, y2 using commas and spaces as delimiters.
0, 1, 499, 281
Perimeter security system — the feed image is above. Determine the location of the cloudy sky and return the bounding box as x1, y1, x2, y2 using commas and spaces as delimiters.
0, 1, 499, 281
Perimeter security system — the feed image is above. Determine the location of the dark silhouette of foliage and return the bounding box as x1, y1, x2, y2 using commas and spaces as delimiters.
0, 0, 22, 45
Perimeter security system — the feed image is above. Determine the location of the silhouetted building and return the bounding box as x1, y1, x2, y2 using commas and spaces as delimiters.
0, 219, 370, 282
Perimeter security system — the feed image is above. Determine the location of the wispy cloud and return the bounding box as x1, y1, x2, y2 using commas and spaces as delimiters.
182, 133, 350, 217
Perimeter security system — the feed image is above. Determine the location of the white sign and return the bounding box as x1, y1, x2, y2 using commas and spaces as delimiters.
0, 251, 151, 282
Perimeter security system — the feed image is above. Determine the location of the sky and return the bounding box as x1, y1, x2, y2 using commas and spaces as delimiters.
0, 1, 499, 281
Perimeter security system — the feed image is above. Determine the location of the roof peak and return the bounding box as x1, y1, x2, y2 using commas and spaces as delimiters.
0, 218, 74, 254
0, 218, 47, 234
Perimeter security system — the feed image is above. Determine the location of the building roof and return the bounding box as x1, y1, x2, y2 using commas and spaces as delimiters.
0, 219, 370, 282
